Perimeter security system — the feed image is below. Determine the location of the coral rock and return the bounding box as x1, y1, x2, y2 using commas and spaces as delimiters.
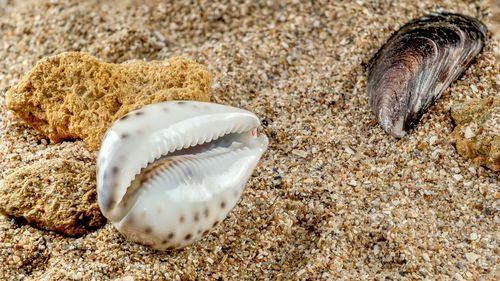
6, 52, 212, 151
450, 96, 500, 172
0, 159, 105, 236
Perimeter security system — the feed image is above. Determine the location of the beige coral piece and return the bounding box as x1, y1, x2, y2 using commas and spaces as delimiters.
450, 96, 500, 172
0, 159, 105, 236
6, 52, 212, 151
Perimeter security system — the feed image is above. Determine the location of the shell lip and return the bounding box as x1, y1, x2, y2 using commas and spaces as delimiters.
115, 129, 267, 221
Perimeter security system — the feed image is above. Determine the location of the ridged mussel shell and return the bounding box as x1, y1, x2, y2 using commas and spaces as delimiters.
367, 12, 487, 137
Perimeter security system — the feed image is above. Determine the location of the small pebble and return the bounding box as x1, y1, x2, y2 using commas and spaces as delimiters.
464, 126, 475, 139
12, 255, 21, 263
463, 181, 473, 187
344, 146, 355, 155
470, 84, 478, 92
454, 273, 466, 281
465, 252, 479, 262
296, 269, 307, 277
467, 166, 476, 174
292, 149, 308, 158
429, 135, 438, 145
470, 232, 478, 240
273, 175, 283, 187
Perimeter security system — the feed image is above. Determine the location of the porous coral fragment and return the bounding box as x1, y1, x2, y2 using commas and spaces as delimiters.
6, 52, 212, 150
0, 159, 105, 236
450, 96, 499, 172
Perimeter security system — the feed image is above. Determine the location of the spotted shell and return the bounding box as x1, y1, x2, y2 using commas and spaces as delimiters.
367, 12, 487, 137
97, 101, 268, 250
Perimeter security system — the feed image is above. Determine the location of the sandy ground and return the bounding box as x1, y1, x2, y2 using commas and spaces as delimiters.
0, 0, 498, 280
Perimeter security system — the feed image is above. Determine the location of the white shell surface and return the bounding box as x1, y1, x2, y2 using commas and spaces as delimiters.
97, 101, 268, 250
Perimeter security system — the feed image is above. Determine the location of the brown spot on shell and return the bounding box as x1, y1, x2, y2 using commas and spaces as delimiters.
177, 101, 186, 105
203, 230, 209, 236
184, 234, 192, 240
121, 133, 128, 139
194, 212, 199, 222
145, 227, 152, 234
135, 111, 144, 116
106, 199, 116, 209
212, 220, 219, 227
204, 208, 209, 218
179, 216, 184, 223
220, 201, 226, 209
161, 233, 174, 245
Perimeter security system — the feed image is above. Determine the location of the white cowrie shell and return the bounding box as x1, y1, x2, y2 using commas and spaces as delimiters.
97, 101, 268, 250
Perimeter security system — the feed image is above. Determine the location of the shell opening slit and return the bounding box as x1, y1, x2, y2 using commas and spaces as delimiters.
97, 101, 268, 250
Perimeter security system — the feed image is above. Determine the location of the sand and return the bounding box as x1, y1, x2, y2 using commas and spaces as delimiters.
0, 0, 498, 280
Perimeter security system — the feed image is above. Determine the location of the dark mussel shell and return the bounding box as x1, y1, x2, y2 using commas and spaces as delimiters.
367, 12, 487, 137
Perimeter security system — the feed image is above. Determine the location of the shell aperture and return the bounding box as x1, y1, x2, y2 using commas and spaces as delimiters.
367, 12, 487, 137
97, 101, 268, 250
